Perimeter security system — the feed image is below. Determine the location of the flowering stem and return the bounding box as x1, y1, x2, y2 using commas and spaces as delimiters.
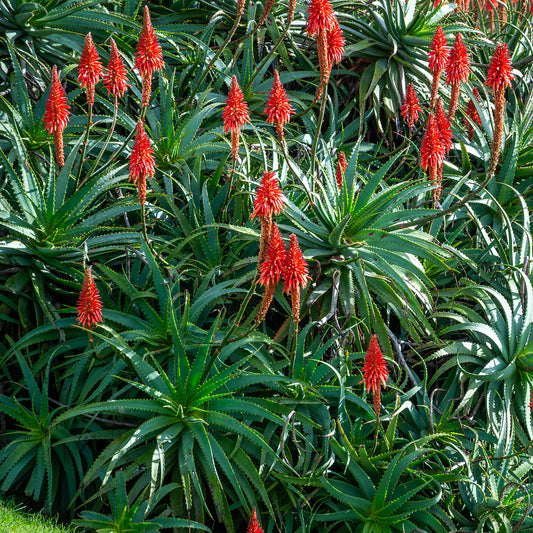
187, 13, 243, 108
77, 104, 93, 181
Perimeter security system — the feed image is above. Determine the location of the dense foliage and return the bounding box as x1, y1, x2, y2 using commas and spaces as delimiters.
1, 0, 533, 531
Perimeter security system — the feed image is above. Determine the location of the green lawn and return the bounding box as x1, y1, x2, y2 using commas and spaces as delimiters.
0, 497, 79, 533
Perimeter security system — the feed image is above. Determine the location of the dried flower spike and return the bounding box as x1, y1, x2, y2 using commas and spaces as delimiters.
257, 223, 286, 322
78, 33, 103, 107
77, 266, 103, 330
247, 509, 264, 533
427, 25, 449, 108
44, 65, 70, 168
129, 120, 155, 206
362, 334, 389, 416
335, 151, 347, 189
103, 38, 129, 100
135, 6, 164, 107
223, 75, 250, 160
400, 83, 421, 130
282, 234, 310, 325
264, 70, 294, 141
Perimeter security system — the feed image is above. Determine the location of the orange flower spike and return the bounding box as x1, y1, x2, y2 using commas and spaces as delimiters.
427, 25, 449, 108
326, 18, 345, 65
251, 171, 284, 265
135, 5, 164, 107
435, 98, 453, 154
306, 0, 336, 35
257, 224, 286, 322
264, 70, 294, 141
362, 334, 389, 416
485, 43, 514, 91
445, 33, 470, 122
421, 114, 445, 171
335, 151, 347, 189
247, 509, 264, 533
103, 38, 129, 99
400, 83, 421, 130
78, 33, 103, 107
223, 75, 250, 160
44, 65, 70, 168
77, 267, 103, 330
129, 121, 155, 206
282, 234, 310, 324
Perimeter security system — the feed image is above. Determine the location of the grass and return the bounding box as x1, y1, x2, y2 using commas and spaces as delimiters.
0, 496, 80, 533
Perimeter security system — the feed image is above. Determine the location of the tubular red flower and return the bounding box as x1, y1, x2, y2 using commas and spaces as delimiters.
362, 334, 388, 415
247, 509, 264, 533
78, 33, 103, 106
306, 0, 336, 35
259, 223, 286, 287
264, 70, 294, 140
251, 171, 285, 220
445, 33, 470, 86
103, 38, 129, 98
129, 120, 155, 185
326, 17, 345, 65
420, 114, 445, 171
464, 88, 482, 141
400, 83, 421, 129
428, 26, 449, 74
77, 267, 103, 330
435, 98, 453, 154
485, 43, 514, 91
223, 75, 249, 133
335, 151, 347, 189
282, 234, 309, 324
135, 5, 164, 76
44, 66, 70, 134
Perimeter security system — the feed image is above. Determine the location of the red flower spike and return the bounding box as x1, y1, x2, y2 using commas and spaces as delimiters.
264, 70, 294, 141
400, 83, 421, 129
223, 75, 249, 160
306, 0, 336, 36
129, 120, 155, 186
247, 509, 264, 533
435, 98, 453, 154
485, 43, 514, 91
445, 33, 470, 86
135, 5, 164, 76
428, 26, 449, 74
420, 114, 445, 171
44, 66, 70, 135
282, 234, 310, 324
335, 151, 347, 189
362, 334, 388, 416
44, 66, 70, 168
251, 171, 285, 220
464, 88, 482, 141
77, 267, 103, 330
103, 38, 129, 99
326, 17, 345, 65
78, 33, 103, 107
259, 223, 286, 287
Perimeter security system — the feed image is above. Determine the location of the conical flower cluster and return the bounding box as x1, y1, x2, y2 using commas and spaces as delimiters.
44, 65, 70, 168
421, 114, 445, 205
78, 33, 103, 107
306, 0, 336, 36
223, 76, 250, 160
264, 70, 294, 141
135, 6, 164, 107
400, 83, 421, 130
247, 509, 264, 533
434, 98, 453, 204
326, 18, 345, 65
362, 334, 389, 416
464, 87, 482, 141
427, 26, 449, 108
445, 33, 470, 122
282, 234, 310, 325
103, 38, 129, 100
335, 151, 347, 189
77, 267, 103, 330
257, 223, 286, 322
251, 171, 285, 265
129, 121, 155, 206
